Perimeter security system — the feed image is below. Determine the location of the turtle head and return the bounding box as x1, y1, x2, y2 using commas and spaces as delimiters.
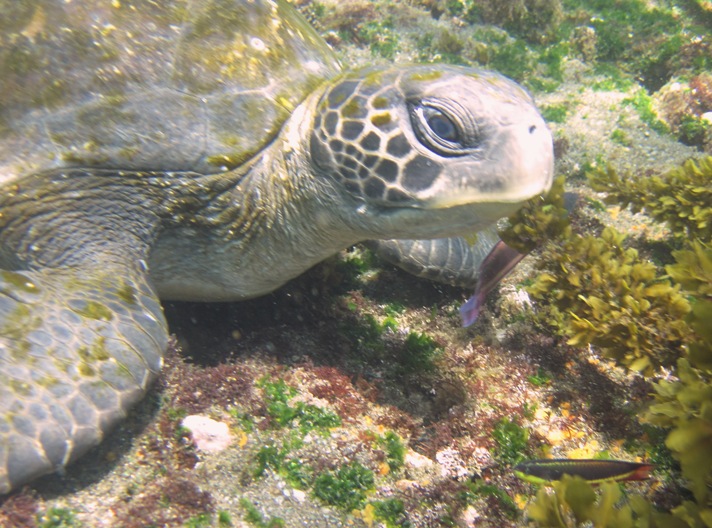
309, 65, 554, 237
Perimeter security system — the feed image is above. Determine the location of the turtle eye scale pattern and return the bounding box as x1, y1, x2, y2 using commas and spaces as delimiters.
310, 71, 446, 205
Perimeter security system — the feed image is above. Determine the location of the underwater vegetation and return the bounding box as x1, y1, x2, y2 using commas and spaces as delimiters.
527, 225, 690, 374
526, 475, 658, 527
588, 158, 712, 242
246, 377, 415, 523
1, 1, 706, 525
240, 498, 284, 528
313, 0, 710, 92
467, 0, 564, 45
499, 173, 570, 254
313, 461, 375, 512
517, 157, 712, 526
492, 418, 530, 466
305, 0, 711, 518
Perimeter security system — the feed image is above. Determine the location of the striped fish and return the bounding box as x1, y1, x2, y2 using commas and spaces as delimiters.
514, 459, 654, 485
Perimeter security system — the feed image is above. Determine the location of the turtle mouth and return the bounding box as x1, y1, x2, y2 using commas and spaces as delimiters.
358, 198, 522, 241
422, 175, 553, 209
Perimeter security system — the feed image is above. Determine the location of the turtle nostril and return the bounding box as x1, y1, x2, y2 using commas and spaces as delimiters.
529, 125, 537, 134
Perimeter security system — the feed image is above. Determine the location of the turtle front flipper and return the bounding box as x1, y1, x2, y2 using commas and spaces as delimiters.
0, 266, 167, 494
0, 170, 168, 494
368, 227, 503, 288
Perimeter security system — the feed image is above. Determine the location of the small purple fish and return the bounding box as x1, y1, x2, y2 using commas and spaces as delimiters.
460, 241, 526, 327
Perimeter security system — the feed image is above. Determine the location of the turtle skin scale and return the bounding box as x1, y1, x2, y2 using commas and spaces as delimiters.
0, 0, 553, 493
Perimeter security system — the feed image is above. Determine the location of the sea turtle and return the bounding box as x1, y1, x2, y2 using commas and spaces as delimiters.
0, 0, 553, 494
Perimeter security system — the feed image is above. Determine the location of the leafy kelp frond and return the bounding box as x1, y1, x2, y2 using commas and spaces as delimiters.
667, 240, 712, 370
524, 155, 712, 526
499, 174, 570, 254
588, 156, 712, 241
646, 358, 712, 506
644, 240, 712, 511
526, 475, 643, 528
523, 474, 700, 528
527, 226, 690, 374
667, 240, 712, 297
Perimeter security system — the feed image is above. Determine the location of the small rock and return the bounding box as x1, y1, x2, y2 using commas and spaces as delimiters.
395, 479, 420, 491
459, 506, 481, 527
405, 450, 434, 469
291, 489, 307, 503
500, 287, 532, 314
435, 447, 469, 480
181, 415, 233, 453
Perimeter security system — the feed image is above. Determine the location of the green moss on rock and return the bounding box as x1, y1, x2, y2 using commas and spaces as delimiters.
313, 461, 375, 511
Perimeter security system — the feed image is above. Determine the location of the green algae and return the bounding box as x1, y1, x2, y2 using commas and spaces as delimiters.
378, 431, 405, 471
239, 498, 285, 528
358, 20, 399, 59
261, 378, 341, 433
1, 270, 40, 294
678, 114, 712, 147
76, 337, 109, 377
71, 300, 114, 321
401, 331, 440, 375
539, 103, 569, 124
341, 97, 363, 117
87, 336, 110, 362
115, 280, 137, 305
609, 128, 633, 146
36, 374, 60, 389
313, 461, 375, 511
371, 499, 408, 528
8, 378, 33, 397
492, 417, 529, 465
37, 506, 80, 528
407, 70, 443, 82
361, 70, 383, 88
462, 481, 519, 521
2, 304, 38, 360
253, 444, 313, 490
622, 89, 669, 134
206, 151, 253, 170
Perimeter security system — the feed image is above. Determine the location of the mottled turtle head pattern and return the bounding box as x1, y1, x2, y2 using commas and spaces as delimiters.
310, 65, 553, 210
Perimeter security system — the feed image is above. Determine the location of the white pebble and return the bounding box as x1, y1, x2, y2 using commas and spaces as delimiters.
181, 415, 233, 453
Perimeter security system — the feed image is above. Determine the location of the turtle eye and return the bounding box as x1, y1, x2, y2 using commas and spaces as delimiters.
409, 100, 478, 157
426, 110, 458, 142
